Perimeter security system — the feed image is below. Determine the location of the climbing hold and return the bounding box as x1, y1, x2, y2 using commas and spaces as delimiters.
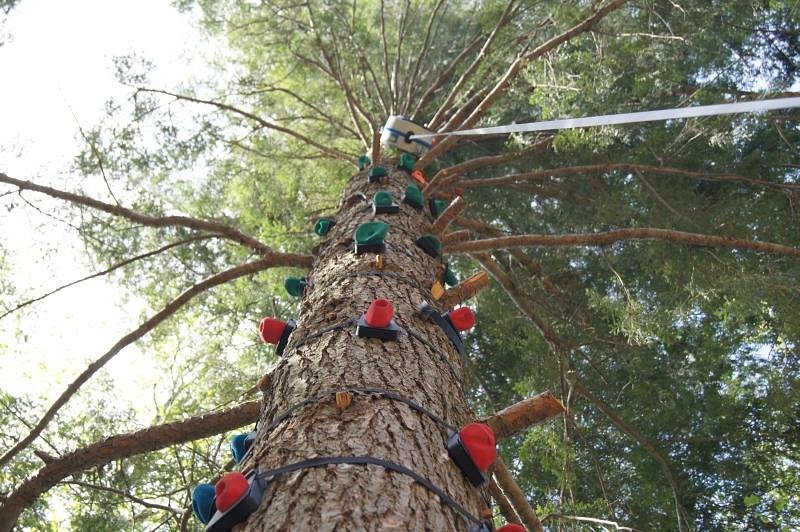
191, 483, 216, 525
429, 198, 449, 217
411, 169, 427, 186
415, 234, 442, 258
495, 524, 526, 532
444, 265, 458, 287
357, 154, 371, 170
402, 183, 424, 210
284, 277, 308, 298
398, 152, 417, 172
259, 317, 296, 357
447, 307, 475, 332
447, 422, 496, 486
230, 431, 256, 464
355, 221, 390, 254
431, 280, 445, 300
368, 165, 388, 183
381, 115, 433, 156
356, 298, 400, 341
365, 298, 393, 327
215, 472, 249, 513
373, 190, 400, 214
418, 302, 468, 356
314, 217, 335, 236
205, 470, 265, 531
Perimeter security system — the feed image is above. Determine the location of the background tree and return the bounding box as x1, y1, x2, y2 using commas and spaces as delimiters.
1, 0, 798, 530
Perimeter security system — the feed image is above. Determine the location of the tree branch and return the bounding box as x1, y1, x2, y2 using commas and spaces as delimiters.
136, 88, 356, 161
447, 228, 800, 257
430, 196, 467, 234
411, 34, 483, 121
0, 173, 312, 266
0, 235, 215, 321
423, 136, 552, 194
488, 479, 523, 526
457, 163, 800, 191
493, 457, 544, 532
0, 401, 259, 530
438, 271, 490, 308
416, 0, 628, 168
60, 480, 182, 514
0, 259, 279, 471
482, 391, 565, 440
401, 0, 447, 113
441, 229, 471, 245
427, 0, 518, 129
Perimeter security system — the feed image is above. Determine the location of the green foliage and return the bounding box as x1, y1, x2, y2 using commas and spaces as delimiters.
3, 0, 799, 530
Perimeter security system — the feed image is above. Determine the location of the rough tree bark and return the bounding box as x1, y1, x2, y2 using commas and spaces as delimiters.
242, 160, 485, 530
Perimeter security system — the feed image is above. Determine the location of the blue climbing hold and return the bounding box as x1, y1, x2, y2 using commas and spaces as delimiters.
192, 483, 216, 524
230, 433, 249, 464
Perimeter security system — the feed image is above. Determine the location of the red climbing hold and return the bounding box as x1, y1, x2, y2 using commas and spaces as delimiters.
365, 298, 394, 328
447, 307, 476, 332
214, 472, 249, 513
496, 524, 525, 532
459, 423, 496, 471
259, 317, 286, 345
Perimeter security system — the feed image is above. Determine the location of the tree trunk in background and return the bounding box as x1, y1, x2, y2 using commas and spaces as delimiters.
243, 160, 483, 530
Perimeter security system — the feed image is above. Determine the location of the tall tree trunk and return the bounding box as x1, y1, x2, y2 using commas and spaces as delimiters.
242, 161, 484, 530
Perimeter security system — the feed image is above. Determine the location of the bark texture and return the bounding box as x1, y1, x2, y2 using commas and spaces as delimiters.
243, 162, 484, 530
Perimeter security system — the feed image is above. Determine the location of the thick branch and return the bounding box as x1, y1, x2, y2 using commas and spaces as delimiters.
441, 229, 471, 245
438, 271, 490, 308
137, 88, 356, 161
430, 196, 467, 234
457, 163, 800, 191
448, 228, 800, 257
482, 391, 565, 440
488, 479, 523, 525
416, 0, 627, 168
0, 259, 278, 471
423, 137, 552, 193
493, 457, 544, 532
0, 174, 313, 266
0, 401, 259, 530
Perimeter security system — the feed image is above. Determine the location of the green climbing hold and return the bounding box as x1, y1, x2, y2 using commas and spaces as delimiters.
355, 221, 390, 245
374, 190, 393, 207
430, 199, 448, 217
355, 221, 390, 254
284, 277, 307, 298
373, 190, 400, 214
369, 166, 388, 183
416, 234, 442, 258
357, 155, 371, 170
402, 184, 423, 210
398, 153, 417, 172
314, 217, 335, 236
444, 266, 458, 287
